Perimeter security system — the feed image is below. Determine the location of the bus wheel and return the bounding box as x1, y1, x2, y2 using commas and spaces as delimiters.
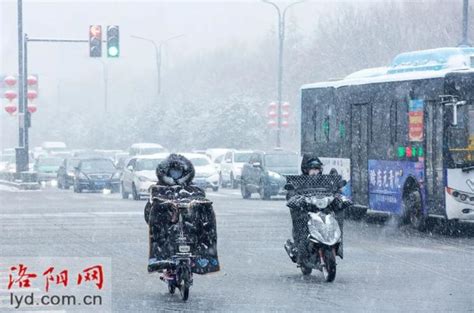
404, 189, 425, 231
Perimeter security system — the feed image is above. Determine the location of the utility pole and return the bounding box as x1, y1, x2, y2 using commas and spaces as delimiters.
97, 59, 108, 112
461, 0, 470, 46
262, 0, 304, 148
16, 0, 28, 173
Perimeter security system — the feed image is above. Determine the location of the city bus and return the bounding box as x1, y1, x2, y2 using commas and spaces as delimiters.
300, 47, 474, 230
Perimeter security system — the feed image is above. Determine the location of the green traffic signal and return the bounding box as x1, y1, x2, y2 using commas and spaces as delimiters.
107, 25, 120, 58
108, 46, 119, 57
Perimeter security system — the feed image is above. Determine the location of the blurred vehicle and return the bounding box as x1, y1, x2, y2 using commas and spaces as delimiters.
240, 150, 299, 199
72, 149, 103, 158
129, 143, 168, 156
34, 156, 64, 183
181, 153, 219, 191
73, 158, 120, 193
205, 148, 230, 162
41, 142, 68, 155
114, 152, 130, 169
212, 154, 225, 172
219, 150, 253, 189
121, 153, 168, 200
192, 149, 207, 155
94, 149, 124, 161
57, 157, 82, 189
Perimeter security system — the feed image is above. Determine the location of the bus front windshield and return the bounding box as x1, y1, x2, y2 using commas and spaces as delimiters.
447, 103, 474, 168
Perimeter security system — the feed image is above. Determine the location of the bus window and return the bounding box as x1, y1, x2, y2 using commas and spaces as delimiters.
447, 103, 474, 166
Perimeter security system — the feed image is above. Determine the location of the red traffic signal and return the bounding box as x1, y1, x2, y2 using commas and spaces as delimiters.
89, 25, 102, 57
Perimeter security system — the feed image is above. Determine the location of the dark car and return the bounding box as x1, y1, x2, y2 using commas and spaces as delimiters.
57, 157, 82, 189
240, 150, 300, 200
73, 158, 121, 193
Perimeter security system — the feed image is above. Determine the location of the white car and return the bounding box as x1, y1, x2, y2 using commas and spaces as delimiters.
120, 153, 169, 200
181, 153, 220, 192
128, 143, 168, 156
219, 150, 254, 189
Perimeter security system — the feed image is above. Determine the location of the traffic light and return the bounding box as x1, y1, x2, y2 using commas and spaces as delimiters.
107, 25, 120, 57
89, 25, 102, 57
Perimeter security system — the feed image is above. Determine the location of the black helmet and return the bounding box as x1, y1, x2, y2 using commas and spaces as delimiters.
156, 154, 195, 186
301, 153, 323, 175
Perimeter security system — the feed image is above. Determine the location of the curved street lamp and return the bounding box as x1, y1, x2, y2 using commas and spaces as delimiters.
262, 0, 305, 148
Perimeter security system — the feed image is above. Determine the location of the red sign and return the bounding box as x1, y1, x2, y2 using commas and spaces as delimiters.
408, 100, 424, 142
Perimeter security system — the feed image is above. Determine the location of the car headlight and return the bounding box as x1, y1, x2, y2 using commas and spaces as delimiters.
67, 171, 75, 176
111, 172, 121, 180
267, 171, 282, 179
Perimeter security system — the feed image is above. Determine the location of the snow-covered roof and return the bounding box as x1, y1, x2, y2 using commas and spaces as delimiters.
133, 153, 169, 160
179, 153, 212, 161
41, 141, 67, 149
130, 143, 164, 149
302, 68, 474, 90
302, 47, 474, 91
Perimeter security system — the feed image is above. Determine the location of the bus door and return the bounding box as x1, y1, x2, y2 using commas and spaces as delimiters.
425, 101, 445, 215
351, 103, 370, 207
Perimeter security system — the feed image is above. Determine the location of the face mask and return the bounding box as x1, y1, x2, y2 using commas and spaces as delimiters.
308, 168, 321, 176
169, 168, 183, 179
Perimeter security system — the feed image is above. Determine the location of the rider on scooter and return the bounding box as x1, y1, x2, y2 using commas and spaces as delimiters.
144, 153, 220, 274
285, 153, 345, 264
285, 154, 323, 264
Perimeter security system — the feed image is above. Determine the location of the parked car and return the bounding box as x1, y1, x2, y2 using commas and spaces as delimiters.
120, 153, 168, 200
57, 157, 82, 189
240, 150, 299, 200
34, 156, 64, 183
73, 158, 120, 193
181, 153, 219, 191
129, 143, 168, 156
219, 150, 253, 188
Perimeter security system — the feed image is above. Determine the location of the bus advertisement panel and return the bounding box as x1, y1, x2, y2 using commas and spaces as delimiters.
368, 160, 425, 214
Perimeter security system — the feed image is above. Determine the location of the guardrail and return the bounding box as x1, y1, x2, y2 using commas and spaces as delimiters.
0, 171, 40, 190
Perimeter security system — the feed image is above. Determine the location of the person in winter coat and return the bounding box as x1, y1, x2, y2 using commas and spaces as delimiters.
285, 154, 324, 264
144, 153, 220, 274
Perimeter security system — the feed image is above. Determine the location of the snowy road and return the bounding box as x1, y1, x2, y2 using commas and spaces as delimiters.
1, 187, 473, 312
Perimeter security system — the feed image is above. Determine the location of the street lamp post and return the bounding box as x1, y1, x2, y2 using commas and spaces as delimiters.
131, 34, 184, 100
262, 0, 304, 148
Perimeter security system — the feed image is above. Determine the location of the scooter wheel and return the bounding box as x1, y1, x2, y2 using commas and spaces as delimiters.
322, 250, 337, 282
300, 266, 312, 276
